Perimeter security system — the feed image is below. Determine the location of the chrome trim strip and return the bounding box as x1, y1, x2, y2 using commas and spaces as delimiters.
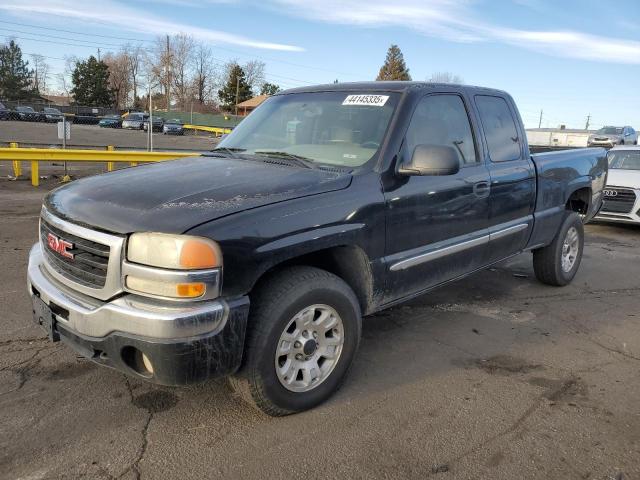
121, 261, 221, 301
28, 244, 228, 339
489, 223, 529, 241
40, 208, 125, 301
390, 222, 530, 271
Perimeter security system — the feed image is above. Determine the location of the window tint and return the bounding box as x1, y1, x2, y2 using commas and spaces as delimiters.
475, 95, 521, 162
404, 95, 477, 165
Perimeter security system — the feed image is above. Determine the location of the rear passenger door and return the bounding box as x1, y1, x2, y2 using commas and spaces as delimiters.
383, 93, 491, 301
474, 95, 536, 264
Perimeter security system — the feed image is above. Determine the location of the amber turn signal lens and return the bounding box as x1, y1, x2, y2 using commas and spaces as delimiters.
176, 282, 206, 298
179, 240, 219, 269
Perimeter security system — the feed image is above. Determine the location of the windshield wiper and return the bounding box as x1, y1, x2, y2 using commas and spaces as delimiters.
253, 151, 317, 169
210, 147, 246, 158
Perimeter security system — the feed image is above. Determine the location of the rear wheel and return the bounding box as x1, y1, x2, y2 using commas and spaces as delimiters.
229, 266, 361, 416
533, 212, 584, 286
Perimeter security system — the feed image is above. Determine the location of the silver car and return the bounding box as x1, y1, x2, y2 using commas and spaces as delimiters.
122, 112, 146, 130
588, 126, 638, 148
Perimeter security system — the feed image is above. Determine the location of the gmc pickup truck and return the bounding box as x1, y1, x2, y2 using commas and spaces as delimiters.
28, 82, 607, 416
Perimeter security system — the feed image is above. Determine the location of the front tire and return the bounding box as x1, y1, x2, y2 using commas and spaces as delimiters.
229, 266, 362, 416
533, 212, 584, 286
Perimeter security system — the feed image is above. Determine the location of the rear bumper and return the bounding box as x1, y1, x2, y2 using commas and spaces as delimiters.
27, 243, 249, 385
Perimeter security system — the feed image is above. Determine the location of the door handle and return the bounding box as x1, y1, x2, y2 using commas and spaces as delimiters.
473, 181, 490, 197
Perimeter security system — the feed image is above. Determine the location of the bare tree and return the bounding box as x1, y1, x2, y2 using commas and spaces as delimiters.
54, 55, 77, 99
104, 51, 131, 109
171, 33, 195, 109
192, 42, 217, 105
125, 44, 144, 108
243, 60, 265, 95
148, 36, 173, 110
428, 72, 464, 84
30, 54, 50, 94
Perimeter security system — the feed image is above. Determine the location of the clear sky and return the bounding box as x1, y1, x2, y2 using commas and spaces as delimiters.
1, 0, 639, 129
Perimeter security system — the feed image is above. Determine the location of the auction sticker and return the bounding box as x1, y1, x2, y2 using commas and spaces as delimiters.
342, 94, 389, 107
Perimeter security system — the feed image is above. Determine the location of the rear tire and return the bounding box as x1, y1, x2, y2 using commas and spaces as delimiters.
229, 266, 362, 416
533, 212, 584, 286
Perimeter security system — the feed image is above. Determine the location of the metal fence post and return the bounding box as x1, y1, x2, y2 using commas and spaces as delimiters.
10, 142, 21, 177
106, 145, 115, 171
31, 161, 39, 187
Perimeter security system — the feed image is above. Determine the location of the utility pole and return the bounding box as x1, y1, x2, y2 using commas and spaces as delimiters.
585, 114, 591, 131
538, 109, 543, 128
166, 35, 171, 114
97, 48, 101, 61
235, 76, 240, 116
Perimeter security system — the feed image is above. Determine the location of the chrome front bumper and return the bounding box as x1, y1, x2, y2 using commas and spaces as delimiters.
28, 243, 228, 339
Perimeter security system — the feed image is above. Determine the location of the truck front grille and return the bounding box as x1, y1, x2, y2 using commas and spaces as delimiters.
601, 188, 637, 214
40, 218, 110, 288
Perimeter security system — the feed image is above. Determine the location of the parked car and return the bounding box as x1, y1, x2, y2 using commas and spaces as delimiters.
0, 102, 9, 120
595, 146, 640, 225
122, 113, 146, 130
143, 116, 164, 132
15, 106, 41, 122
163, 119, 184, 135
588, 126, 638, 147
27, 82, 607, 416
99, 115, 122, 128
43, 107, 64, 123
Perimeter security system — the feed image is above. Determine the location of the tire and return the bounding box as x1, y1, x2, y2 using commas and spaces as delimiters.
533, 211, 584, 286
229, 266, 362, 416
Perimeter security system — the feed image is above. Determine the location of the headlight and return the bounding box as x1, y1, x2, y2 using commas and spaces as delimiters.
127, 232, 221, 269
125, 233, 222, 300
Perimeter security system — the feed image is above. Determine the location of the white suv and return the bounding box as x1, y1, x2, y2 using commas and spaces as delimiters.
596, 146, 640, 225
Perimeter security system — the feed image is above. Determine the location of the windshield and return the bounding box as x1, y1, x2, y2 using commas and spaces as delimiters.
597, 127, 623, 135
44, 108, 61, 114
18, 107, 34, 112
218, 91, 399, 167
128, 114, 144, 121
608, 150, 640, 170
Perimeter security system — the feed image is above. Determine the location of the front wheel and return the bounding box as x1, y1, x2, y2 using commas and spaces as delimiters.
229, 266, 362, 416
533, 212, 584, 286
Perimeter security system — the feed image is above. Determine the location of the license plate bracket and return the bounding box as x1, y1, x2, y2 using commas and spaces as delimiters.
32, 295, 60, 342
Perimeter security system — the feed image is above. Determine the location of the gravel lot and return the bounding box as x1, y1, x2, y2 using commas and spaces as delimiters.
1, 176, 639, 480
0, 120, 218, 151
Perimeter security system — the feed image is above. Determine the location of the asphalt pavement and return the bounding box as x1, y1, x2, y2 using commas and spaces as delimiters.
1, 178, 639, 480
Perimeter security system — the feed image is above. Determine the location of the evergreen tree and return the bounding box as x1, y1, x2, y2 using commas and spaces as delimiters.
260, 82, 281, 96
70, 56, 115, 106
376, 45, 411, 81
218, 64, 252, 111
0, 40, 37, 100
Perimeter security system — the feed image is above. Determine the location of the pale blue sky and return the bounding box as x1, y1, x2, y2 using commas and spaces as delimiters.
1, 0, 639, 129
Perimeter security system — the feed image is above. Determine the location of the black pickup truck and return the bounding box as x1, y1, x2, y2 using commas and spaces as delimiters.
28, 82, 607, 415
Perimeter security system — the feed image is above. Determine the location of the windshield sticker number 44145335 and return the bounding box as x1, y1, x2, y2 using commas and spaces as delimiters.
342, 95, 389, 107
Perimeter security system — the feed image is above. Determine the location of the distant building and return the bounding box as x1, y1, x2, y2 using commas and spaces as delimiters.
236, 95, 269, 116
526, 127, 594, 148
40, 94, 73, 106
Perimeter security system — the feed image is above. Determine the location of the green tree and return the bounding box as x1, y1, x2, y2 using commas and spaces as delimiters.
260, 82, 281, 95
376, 44, 411, 81
218, 64, 252, 111
0, 40, 37, 100
70, 56, 115, 106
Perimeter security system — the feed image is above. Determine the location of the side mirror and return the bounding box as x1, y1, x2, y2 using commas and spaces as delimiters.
398, 144, 461, 176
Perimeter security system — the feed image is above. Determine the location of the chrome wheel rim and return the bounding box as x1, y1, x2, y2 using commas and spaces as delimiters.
275, 304, 344, 393
561, 226, 579, 273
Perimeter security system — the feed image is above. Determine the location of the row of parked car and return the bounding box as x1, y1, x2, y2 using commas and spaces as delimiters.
99, 113, 185, 135
0, 102, 65, 123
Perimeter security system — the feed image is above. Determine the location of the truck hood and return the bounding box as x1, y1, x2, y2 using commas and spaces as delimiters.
45, 155, 352, 234
607, 169, 640, 189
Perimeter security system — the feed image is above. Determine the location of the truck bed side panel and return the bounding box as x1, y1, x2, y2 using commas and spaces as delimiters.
527, 148, 607, 248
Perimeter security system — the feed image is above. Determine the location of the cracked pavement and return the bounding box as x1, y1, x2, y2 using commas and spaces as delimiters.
1, 179, 640, 480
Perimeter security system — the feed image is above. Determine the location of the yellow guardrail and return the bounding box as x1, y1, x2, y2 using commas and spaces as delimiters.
183, 124, 233, 136
0, 143, 201, 187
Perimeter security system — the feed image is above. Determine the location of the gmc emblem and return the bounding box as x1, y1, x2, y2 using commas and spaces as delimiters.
47, 232, 74, 259
603, 190, 618, 197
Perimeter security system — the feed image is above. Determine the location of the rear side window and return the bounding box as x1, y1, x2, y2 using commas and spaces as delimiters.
404, 94, 478, 165
475, 95, 521, 162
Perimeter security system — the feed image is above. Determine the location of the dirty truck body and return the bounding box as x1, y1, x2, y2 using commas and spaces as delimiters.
27, 82, 607, 415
